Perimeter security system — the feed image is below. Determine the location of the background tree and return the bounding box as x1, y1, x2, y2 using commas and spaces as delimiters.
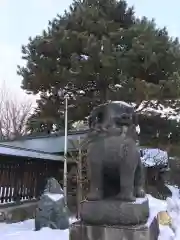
18, 0, 135, 132
18, 0, 180, 147
0, 83, 33, 140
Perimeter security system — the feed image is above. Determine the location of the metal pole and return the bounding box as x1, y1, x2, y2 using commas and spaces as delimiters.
63, 96, 68, 206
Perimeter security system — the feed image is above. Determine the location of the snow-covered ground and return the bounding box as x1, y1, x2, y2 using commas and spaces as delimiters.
0, 186, 180, 240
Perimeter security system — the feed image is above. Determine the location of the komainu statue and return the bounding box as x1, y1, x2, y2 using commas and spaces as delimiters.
70, 102, 159, 240
80, 101, 150, 225
87, 101, 145, 202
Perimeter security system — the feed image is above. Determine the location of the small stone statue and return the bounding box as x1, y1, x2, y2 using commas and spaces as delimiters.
70, 102, 159, 240
35, 177, 69, 231
80, 101, 149, 225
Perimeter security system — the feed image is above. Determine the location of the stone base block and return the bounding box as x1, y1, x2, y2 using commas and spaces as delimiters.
80, 197, 149, 225
70, 218, 159, 240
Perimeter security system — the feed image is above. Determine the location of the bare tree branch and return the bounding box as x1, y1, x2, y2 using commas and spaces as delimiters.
0, 82, 33, 140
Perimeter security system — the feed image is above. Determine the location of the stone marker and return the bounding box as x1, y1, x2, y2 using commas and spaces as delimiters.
70, 102, 160, 240
35, 177, 69, 231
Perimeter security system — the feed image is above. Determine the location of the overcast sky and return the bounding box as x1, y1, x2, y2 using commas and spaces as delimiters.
0, 0, 179, 101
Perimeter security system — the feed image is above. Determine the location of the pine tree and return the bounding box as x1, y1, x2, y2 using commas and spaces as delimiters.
18, 0, 135, 133
18, 0, 180, 142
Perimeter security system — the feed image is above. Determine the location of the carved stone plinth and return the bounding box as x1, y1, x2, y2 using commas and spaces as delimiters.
70, 217, 159, 240
80, 197, 149, 225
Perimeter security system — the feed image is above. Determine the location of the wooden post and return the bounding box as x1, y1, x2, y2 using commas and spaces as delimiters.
63, 96, 68, 207
77, 136, 83, 219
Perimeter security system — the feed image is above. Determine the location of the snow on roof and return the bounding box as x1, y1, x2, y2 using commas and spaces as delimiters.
140, 148, 168, 167
0, 144, 64, 161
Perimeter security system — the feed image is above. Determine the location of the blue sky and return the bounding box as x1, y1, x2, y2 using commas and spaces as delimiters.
0, 0, 179, 100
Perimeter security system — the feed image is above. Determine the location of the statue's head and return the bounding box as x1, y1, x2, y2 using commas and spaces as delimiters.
89, 101, 138, 132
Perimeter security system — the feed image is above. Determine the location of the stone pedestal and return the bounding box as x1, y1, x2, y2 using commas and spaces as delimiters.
70, 217, 159, 240
80, 198, 149, 225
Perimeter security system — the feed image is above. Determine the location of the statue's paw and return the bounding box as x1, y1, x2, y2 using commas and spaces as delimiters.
86, 192, 102, 201
135, 187, 146, 198
116, 193, 136, 202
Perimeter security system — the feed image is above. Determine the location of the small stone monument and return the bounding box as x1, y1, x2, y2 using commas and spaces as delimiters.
70, 102, 159, 240
35, 177, 69, 231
